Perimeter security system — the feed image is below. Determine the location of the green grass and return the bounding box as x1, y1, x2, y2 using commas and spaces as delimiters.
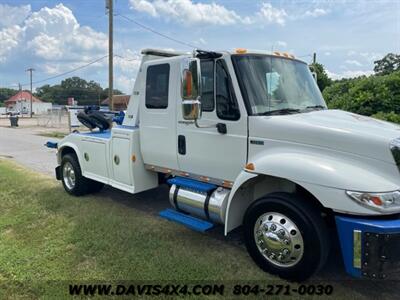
0, 159, 382, 299
37, 131, 68, 139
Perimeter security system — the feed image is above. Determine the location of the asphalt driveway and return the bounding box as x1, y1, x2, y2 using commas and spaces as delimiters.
0, 126, 59, 175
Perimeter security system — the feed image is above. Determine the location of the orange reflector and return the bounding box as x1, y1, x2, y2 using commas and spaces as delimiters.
245, 163, 255, 171
184, 70, 193, 96
200, 176, 210, 182
131, 155, 136, 162
273, 51, 281, 56
371, 196, 383, 206
222, 181, 233, 188
236, 48, 247, 54
282, 52, 289, 57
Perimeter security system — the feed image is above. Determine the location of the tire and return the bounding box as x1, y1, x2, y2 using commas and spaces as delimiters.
88, 111, 110, 131
61, 153, 104, 196
77, 112, 96, 130
243, 192, 330, 281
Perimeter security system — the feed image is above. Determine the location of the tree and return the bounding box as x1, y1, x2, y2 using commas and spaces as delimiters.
100, 87, 123, 100
309, 63, 332, 92
0, 88, 18, 104
34, 77, 124, 105
374, 53, 400, 75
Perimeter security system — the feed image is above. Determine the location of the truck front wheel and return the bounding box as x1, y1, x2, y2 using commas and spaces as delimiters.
243, 192, 329, 281
61, 154, 104, 196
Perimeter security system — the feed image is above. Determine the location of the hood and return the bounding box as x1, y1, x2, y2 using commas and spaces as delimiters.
249, 109, 400, 164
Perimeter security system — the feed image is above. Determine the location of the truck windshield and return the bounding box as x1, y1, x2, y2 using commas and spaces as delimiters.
232, 55, 327, 115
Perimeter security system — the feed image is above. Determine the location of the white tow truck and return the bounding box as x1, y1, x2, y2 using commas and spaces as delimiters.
53, 48, 400, 281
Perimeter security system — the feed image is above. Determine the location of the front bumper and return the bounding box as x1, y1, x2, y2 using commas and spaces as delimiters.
336, 215, 400, 278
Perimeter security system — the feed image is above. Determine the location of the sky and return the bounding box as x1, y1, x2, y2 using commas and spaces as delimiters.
0, 0, 399, 94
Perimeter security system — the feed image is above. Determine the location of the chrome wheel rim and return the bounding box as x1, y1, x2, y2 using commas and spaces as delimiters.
62, 162, 76, 190
254, 212, 304, 267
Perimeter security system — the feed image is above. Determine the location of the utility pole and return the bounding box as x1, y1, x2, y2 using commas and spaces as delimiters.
313, 52, 317, 65
26, 68, 34, 118
106, 0, 114, 111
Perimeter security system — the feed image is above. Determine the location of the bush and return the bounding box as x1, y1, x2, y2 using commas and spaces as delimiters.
371, 111, 400, 124
323, 70, 400, 123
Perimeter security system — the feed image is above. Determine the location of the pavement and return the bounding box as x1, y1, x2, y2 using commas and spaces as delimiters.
0, 124, 399, 298
0, 126, 59, 175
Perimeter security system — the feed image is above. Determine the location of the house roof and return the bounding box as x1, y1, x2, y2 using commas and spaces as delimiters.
101, 94, 130, 106
5, 91, 43, 105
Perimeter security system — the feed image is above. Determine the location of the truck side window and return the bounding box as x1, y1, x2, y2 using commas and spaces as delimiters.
216, 60, 240, 120
145, 64, 170, 109
200, 60, 214, 111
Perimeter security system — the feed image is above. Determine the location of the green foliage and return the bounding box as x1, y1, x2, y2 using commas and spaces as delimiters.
34, 76, 123, 105
374, 53, 400, 75
309, 63, 332, 91
323, 70, 400, 122
371, 111, 400, 124
0, 88, 18, 105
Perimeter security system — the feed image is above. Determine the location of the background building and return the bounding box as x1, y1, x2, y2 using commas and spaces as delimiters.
5, 91, 52, 115
101, 95, 130, 111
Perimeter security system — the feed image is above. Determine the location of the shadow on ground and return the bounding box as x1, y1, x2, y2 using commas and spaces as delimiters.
92, 184, 399, 299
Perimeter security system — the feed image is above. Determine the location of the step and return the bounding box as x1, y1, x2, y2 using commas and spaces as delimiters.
159, 209, 214, 232
167, 177, 217, 193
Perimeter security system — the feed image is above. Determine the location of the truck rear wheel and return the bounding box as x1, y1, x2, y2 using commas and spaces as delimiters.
243, 192, 329, 281
61, 154, 104, 196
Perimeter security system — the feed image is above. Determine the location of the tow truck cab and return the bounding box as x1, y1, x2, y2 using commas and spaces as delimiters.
55, 48, 400, 281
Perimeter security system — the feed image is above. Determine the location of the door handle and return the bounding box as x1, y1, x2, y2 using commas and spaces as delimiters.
217, 123, 227, 134
178, 135, 186, 155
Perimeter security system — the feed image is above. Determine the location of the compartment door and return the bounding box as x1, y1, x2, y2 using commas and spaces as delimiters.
111, 137, 132, 186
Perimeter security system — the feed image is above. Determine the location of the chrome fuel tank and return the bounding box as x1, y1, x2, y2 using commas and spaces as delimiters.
169, 184, 230, 224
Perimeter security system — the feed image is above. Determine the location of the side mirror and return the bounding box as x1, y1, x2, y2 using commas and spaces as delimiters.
181, 58, 202, 120
182, 99, 202, 120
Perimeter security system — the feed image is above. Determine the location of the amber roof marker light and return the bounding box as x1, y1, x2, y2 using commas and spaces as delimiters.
245, 163, 255, 171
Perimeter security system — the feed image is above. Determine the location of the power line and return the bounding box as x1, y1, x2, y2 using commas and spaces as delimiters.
2, 55, 109, 88
116, 13, 197, 49
31, 55, 109, 85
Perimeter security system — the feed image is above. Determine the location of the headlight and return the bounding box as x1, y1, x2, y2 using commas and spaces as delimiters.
390, 138, 400, 168
346, 190, 400, 212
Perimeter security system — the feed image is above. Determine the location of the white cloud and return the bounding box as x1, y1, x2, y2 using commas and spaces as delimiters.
326, 69, 374, 80
0, 4, 31, 28
359, 52, 383, 62
131, 0, 158, 17
0, 4, 107, 66
324, 51, 331, 56
304, 8, 329, 18
129, 0, 287, 26
257, 3, 287, 25
115, 75, 135, 94
130, 0, 242, 25
345, 59, 363, 67
0, 25, 23, 61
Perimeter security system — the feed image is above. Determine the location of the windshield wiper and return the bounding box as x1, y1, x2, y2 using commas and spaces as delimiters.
259, 108, 301, 116
304, 105, 326, 110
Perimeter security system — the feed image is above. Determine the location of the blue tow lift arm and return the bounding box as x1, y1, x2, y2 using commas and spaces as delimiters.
45, 141, 58, 149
